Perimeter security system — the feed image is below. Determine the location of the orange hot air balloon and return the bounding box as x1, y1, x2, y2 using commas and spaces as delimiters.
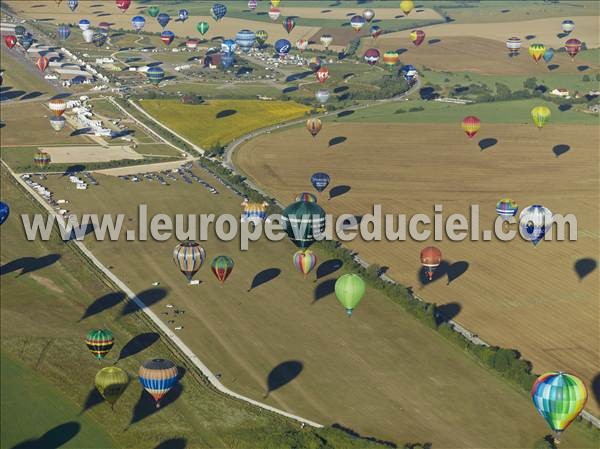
420, 247, 442, 281
564, 38, 582, 60
306, 118, 322, 137
315, 67, 329, 83
48, 99, 66, 116
461, 116, 480, 138
36, 56, 49, 72
410, 29, 425, 46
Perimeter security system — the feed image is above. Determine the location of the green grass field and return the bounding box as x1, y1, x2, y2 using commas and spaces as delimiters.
0, 48, 57, 97
139, 98, 311, 148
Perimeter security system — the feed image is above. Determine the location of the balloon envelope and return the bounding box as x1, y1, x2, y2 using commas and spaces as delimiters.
364, 48, 380, 65
36, 56, 49, 72
157, 13, 170, 28
350, 15, 366, 32
78, 19, 90, 31
160, 30, 175, 46
461, 116, 481, 138
85, 328, 115, 359
34, 151, 51, 169
506, 36, 521, 55
138, 359, 178, 406
131, 16, 146, 32
281, 201, 326, 249
197, 21, 209, 36
496, 199, 518, 219
335, 274, 366, 316
528, 43, 546, 62
561, 19, 575, 33
95, 367, 129, 406
0, 201, 9, 225
82, 29, 94, 43
293, 250, 317, 276
564, 38, 581, 58
57, 24, 71, 40
49, 99, 66, 116
4, 35, 17, 49
320, 34, 333, 48
68, 0, 78, 11
543, 48, 554, 63
283, 17, 295, 34
370, 25, 382, 39
255, 29, 268, 46
268, 7, 281, 21
296, 192, 317, 203
306, 118, 322, 137
400, 0, 415, 15
178, 9, 189, 22
147, 6, 160, 18
531, 106, 551, 129
519, 205, 553, 246
315, 89, 330, 105
49, 116, 66, 132
235, 29, 256, 53
315, 67, 329, 83
173, 240, 205, 280
362, 8, 375, 22
410, 29, 425, 46
146, 66, 165, 85
274, 38, 291, 57
311, 172, 330, 192
211, 3, 227, 21
115, 0, 131, 13
420, 247, 442, 280
211, 255, 234, 283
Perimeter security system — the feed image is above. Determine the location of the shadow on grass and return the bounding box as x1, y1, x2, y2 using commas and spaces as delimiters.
265, 360, 303, 398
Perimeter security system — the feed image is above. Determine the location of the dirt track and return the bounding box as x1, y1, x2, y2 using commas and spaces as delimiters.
43, 145, 142, 163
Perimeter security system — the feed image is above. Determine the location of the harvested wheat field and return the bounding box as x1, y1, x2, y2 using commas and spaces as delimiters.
235, 119, 600, 415
42, 145, 142, 163
275, 6, 442, 21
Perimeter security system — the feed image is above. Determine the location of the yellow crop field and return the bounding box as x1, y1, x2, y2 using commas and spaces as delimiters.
139, 99, 311, 149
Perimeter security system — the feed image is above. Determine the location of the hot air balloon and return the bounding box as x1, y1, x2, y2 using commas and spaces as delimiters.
274, 38, 291, 58
382, 50, 399, 67
161, 30, 175, 46
0, 202, 9, 226
211, 255, 234, 284
528, 44, 546, 63
85, 329, 115, 360
148, 6, 160, 18
283, 17, 295, 34
236, 29, 256, 53
531, 106, 551, 129
296, 39, 308, 52
14, 25, 26, 38
131, 16, 146, 32
18, 34, 34, 51
157, 13, 170, 29
210, 3, 227, 21
95, 367, 129, 408
241, 199, 268, 223
221, 51, 235, 69
564, 38, 582, 60
519, 205, 553, 246
178, 9, 189, 22
50, 116, 66, 132
49, 99, 66, 116
78, 19, 90, 31
308, 56, 321, 72
139, 359, 179, 408
362, 8, 375, 23
186, 39, 199, 50
4, 35, 17, 49
296, 192, 317, 203
315, 66, 329, 83
363, 48, 380, 66
36, 56, 49, 72
496, 198, 518, 221
271, 0, 281, 7
173, 240, 205, 282
293, 250, 317, 277
115, 0, 131, 13
461, 116, 481, 138
315, 89, 330, 105
350, 15, 366, 33
93, 33, 107, 47
561, 19, 575, 34
410, 29, 425, 46
311, 172, 330, 193
531, 372, 587, 443
248, 0, 258, 11
146, 66, 165, 86
268, 7, 281, 21
34, 151, 51, 170
420, 247, 442, 281
506, 36, 521, 56
370, 25, 382, 39
306, 118, 322, 137
255, 30, 268, 47
335, 274, 365, 317
281, 201, 326, 249
400, 0, 414, 15
320, 34, 333, 49
221, 38, 237, 54
197, 21, 209, 36
401, 64, 418, 83
543, 48, 554, 63
82, 29, 94, 43
57, 24, 71, 40
68, 0, 78, 12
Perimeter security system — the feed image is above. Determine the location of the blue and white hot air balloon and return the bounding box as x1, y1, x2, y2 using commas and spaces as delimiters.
220, 51, 235, 68
0, 201, 9, 226
178, 9, 189, 22
68, 0, 78, 12
401, 64, 418, 83
78, 19, 90, 31
221, 38, 237, 54
57, 24, 71, 40
519, 205, 553, 246
235, 29, 256, 53
131, 16, 146, 32
210, 3, 227, 21
156, 13, 170, 29
274, 38, 291, 58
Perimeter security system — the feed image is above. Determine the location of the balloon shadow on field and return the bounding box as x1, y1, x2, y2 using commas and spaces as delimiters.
282, 86, 298, 94
264, 360, 303, 398
435, 302, 462, 325
577, 65, 590, 72
216, 109, 237, 119
129, 384, 184, 426
329, 185, 350, 200
525, 35, 536, 40
61, 164, 86, 176
328, 136, 347, 147
547, 64, 560, 71
478, 138, 497, 151
552, 144, 570, 157
316, 259, 343, 282
313, 278, 336, 303
248, 268, 280, 291
558, 103, 572, 112
447, 261, 469, 284
20, 91, 44, 101
333, 85, 349, 94
79, 387, 104, 415
154, 439, 187, 449
1, 89, 26, 101
121, 288, 167, 316
79, 291, 126, 321
557, 32, 569, 39
50, 92, 71, 100
11, 422, 80, 449
418, 260, 449, 287
70, 127, 91, 137
336, 110, 354, 118
428, 38, 441, 45
285, 71, 311, 82
117, 332, 160, 361
574, 258, 597, 280
592, 374, 600, 407
0, 254, 61, 277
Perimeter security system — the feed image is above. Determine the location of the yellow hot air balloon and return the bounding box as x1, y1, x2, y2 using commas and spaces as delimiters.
528, 44, 546, 63
270, 0, 281, 7
95, 367, 130, 408
400, 0, 414, 15
306, 118, 322, 138
531, 106, 551, 129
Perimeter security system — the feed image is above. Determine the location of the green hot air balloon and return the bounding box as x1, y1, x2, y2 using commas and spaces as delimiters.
95, 367, 129, 408
211, 255, 234, 284
147, 6, 159, 18
197, 21, 209, 36
255, 29, 268, 48
85, 328, 114, 360
281, 200, 325, 249
335, 274, 366, 317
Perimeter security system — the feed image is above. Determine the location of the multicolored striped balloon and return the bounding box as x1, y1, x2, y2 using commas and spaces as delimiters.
33, 151, 51, 170
528, 43, 546, 63
531, 372, 587, 440
461, 116, 480, 138
241, 199, 268, 223
293, 250, 317, 277
295, 192, 317, 203
211, 255, 234, 284
139, 359, 178, 407
496, 198, 518, 219
85, 328, 114, 359
173, 240, 205, 281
